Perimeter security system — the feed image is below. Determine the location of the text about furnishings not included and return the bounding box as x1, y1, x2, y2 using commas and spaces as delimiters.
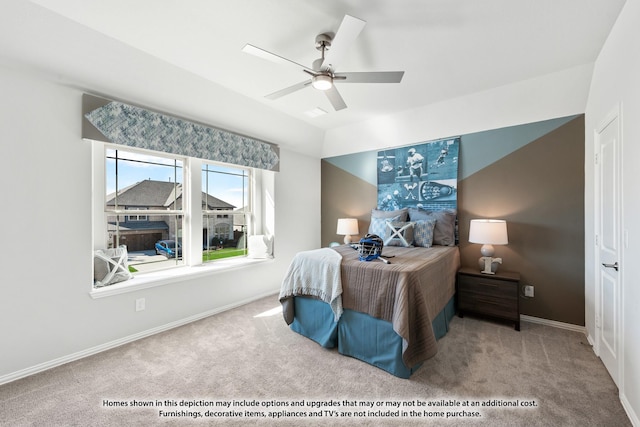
102, 397, 538, 420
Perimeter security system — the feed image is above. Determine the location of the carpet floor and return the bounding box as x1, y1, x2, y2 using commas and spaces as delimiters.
0, 295, 631, 426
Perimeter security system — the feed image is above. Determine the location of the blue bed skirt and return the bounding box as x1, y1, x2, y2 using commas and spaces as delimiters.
289, 296, 456, 378
290, 297, 339, 348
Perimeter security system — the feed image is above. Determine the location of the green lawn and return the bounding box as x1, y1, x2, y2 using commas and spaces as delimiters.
203, 247, 247, 261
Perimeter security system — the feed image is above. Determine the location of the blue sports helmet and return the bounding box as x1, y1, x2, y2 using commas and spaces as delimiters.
358, 234, 384, 261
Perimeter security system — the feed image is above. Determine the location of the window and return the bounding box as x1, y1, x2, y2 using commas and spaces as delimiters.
104, 148, 185, 272
94, 145, 260, 284
125, 207, 148, 222
202, 163, 250, 262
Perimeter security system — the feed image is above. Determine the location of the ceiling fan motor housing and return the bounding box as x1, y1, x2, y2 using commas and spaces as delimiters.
315, 33, 332, 51
312, 58, 327, 72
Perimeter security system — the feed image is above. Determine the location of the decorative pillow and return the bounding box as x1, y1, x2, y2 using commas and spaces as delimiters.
370, 208, 408, 221
368, 208, 407, 237
247, 235, 274, 259
384, 221, 415, 247
408, 208, 457, 246
369, 215, 400, 238
93, 246, 132, 287
413, 218, 437, 248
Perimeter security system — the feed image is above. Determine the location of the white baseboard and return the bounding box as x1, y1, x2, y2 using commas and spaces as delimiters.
520, 314, 587, 335
0, 290, 279, 387
620, 393, 640, 427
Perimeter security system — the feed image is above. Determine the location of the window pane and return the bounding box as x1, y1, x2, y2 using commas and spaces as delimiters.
202, 163, 249, 262
105, 148, 185, 275
108, 214, 184, 273
202, 214, 247, 261
106, 148, 183, 208
201, 164, 248, 212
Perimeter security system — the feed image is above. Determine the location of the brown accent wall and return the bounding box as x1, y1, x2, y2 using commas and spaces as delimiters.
321, 161, 376, 247
321, 116, 585, 326
458, 116, 585, 325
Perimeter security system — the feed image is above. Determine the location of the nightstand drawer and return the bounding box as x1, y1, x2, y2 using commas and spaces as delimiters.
458, 292, 518, 319
458, 275, 518, 299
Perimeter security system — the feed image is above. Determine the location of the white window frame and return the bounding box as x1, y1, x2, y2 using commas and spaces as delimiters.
201, 160, 251, 258
90, 142, 274, 298
103, 146, 185, 258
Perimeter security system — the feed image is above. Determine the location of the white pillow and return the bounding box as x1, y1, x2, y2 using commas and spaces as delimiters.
247, 235, 274, 259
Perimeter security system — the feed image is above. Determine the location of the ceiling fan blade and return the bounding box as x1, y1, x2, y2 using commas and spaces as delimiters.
335, 71, 405, 83
324, 86, 347, 111
265, 80, 312, 100
321, 15, 366, 70
242, 44, 314, 73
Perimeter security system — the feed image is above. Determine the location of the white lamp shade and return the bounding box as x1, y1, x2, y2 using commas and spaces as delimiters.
336, 218, 359, 236
469, 219, 508, 245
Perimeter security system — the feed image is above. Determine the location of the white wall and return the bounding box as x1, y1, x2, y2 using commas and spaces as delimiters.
0, 65, 321, 382
585, 0, 640, 424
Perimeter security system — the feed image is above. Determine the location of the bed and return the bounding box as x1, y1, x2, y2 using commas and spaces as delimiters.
279, 207, 461, 378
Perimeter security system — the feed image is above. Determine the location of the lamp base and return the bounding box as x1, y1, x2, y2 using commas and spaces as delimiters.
478, 256, 502, 274
343, 234, 353, 244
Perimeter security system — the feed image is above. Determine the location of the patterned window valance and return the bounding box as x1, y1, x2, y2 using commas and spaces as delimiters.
82, 94, 279, 171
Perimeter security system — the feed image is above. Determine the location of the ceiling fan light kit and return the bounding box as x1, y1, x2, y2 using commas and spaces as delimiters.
311, 74, 332, 90
243, 14, 404, 112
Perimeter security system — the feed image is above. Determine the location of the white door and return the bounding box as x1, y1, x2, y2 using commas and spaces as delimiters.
596, 109, 621, 386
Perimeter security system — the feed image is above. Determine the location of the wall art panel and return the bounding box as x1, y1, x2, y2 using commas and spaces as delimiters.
377, 137, 459, 211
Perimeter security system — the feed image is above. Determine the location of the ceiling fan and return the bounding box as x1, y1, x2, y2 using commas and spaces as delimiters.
242, 15, 405, 111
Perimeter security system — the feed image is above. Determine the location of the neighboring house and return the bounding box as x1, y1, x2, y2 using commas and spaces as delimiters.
106, 179, 236, 251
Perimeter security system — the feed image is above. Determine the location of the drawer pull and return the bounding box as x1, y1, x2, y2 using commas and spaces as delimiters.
477, 299, 501, 306
478, 282, 499, 288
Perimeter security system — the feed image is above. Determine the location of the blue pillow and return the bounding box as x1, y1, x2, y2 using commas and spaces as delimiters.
413, 219, 437, 247
368, 208, 407, 235
408, 208, 456, 246
369, 215, 400, 238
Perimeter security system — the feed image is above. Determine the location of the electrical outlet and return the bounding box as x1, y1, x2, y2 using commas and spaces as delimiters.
135, 298, 146, 312
524, 285, 534, 298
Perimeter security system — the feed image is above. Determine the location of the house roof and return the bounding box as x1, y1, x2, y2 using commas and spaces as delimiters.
106, 180, 235, 210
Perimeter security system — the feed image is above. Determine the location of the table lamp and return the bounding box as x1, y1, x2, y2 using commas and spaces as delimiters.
337, 218, 359, 244
469, 219, 508, 274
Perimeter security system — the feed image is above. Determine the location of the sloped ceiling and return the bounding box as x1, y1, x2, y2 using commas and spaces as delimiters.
0, 0, 626, 156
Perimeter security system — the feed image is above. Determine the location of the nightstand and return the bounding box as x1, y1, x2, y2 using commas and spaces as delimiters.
457, 267, 521, 331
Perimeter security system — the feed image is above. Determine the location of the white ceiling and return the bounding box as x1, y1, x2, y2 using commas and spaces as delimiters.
17, 0, 624, 132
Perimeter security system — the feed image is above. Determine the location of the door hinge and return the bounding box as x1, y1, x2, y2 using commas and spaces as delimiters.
595, 234, 598, 246
595, 153, 599, 164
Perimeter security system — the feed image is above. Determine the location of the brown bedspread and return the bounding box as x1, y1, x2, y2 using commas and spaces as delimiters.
333, 244, 460, 368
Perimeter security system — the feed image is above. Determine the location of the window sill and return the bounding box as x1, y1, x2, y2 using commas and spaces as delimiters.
90, 257, 274, 299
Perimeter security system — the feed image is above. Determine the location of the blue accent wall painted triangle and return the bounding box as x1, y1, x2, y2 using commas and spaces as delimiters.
323, 115, 579, 184
458, 115, 578, 180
